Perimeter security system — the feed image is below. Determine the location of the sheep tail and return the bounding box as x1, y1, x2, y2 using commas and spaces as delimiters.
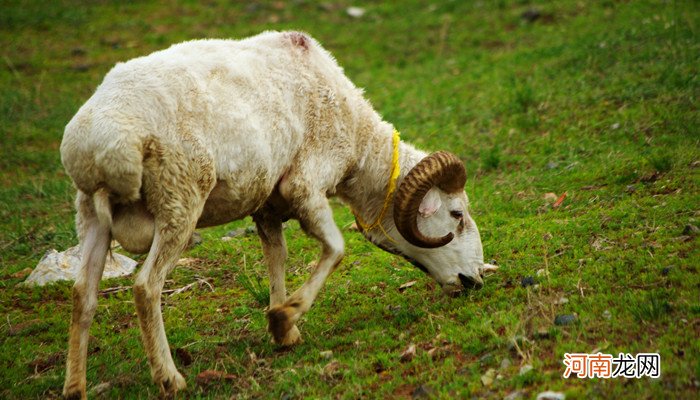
93, 187, 113, 228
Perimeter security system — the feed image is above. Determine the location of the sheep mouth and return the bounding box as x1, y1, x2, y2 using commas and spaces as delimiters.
458, 273, 483, 290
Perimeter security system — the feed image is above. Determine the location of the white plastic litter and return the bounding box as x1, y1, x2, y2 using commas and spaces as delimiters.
23, 245, 137, 286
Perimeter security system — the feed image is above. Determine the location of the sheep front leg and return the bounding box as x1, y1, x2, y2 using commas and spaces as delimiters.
63, 200, 111, 400
267, 196, 344, 344
254, 212, 301, 345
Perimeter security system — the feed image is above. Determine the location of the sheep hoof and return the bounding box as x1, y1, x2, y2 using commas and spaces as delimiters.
158, 371, 186, 398
62, 388, 85, 400
267, 306, 302, 346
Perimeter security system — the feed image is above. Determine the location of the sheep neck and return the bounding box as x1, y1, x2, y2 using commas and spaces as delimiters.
339, 127, 427, 235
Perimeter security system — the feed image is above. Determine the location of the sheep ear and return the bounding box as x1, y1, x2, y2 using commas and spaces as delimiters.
418, 188, 442, 218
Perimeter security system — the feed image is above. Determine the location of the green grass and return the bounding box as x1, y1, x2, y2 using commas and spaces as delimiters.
1, 0, 698, 398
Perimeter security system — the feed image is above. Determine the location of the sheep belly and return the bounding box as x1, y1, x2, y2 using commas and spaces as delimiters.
197, 178, 274, 228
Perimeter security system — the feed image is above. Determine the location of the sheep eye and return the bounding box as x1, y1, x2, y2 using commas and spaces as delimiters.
450, 210, 463, 219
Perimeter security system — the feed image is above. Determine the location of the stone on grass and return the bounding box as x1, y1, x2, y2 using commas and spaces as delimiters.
88, 381, 112, 397
536, 391, 566, 400
554, 314, 577, 326
602, 310, 612, 320
319, 350, 333, 360
480, 368, 496, 387
23, 245, 137, 286
521, 276, 536, 287
500, 357, 512, 370
346, 6, 365, 18
188, 231, 202, 248
225, 226, 257, 238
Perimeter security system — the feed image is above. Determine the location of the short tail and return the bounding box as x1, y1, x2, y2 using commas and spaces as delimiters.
93, 187, 113, 228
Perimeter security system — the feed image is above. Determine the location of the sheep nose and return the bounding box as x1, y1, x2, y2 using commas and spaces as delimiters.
458, 273, 483, 290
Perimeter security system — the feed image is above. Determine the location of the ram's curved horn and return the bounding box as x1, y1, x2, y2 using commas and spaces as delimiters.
393, 151, 466, 248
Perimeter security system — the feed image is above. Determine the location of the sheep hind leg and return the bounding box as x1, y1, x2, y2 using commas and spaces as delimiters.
267, 195, 344, 344
134, 192, 211, 394
253, 211, 301, 346
63, 192, 111, 400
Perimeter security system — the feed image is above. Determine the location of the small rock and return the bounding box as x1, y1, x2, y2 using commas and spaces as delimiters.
319, 350, 333, 360
412, 384, 433, 399
480, 368, 496, 387
23, 245, 137, 286
661, 266, 672, 276
554, 296, 569, 305
505, 390, 525, 400
521, 276, 536, 287
88, 381, 112, 396
625, 185, 636, 193
602, 310, 612, 320
683, 224, 699, 235
225, 226, 257, 238
500, 357, 512, 370
221, 236, 233, 242
519, 364, 534, 375
346, 6, 365, 18
536, 268, 548, 277
554, 314, 576, 326
546, 161, 559, 170
521, 8, 541, 22
536, 391, 566, 400
188, 231, 202, 248
400, 344, 416, 362
611, 122, 620, 130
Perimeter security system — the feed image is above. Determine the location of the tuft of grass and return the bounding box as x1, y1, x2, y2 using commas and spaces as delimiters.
629, 290, 673, 323
236, 257, 270, 307
481, 145, 502, 171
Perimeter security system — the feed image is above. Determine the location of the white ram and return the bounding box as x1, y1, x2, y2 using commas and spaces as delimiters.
60, 31, 494, 398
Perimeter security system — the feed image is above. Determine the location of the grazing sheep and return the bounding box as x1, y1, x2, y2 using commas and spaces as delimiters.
60, 31, 493, 398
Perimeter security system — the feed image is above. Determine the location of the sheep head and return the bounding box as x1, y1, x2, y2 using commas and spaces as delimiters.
388, 151, 486, 296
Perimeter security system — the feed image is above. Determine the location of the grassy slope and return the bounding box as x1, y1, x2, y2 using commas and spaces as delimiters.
1, 0, 698, 398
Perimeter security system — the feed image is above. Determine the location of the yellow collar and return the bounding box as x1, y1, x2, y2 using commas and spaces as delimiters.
354, 129, 401, 236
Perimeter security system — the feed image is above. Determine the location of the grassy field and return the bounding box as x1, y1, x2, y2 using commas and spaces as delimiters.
1, 0, 698, 398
